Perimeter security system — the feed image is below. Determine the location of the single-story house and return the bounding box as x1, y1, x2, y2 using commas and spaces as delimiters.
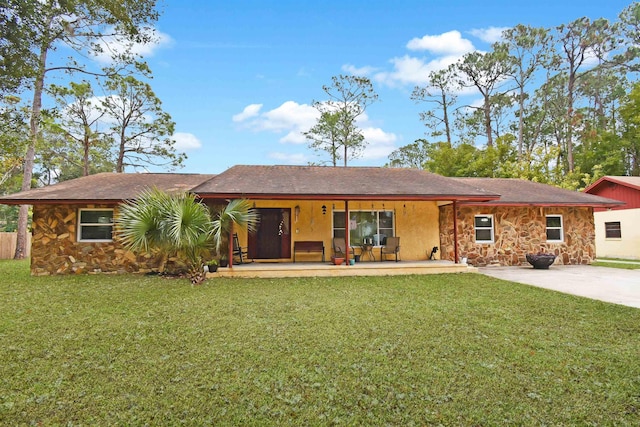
584, 176, 640, 260
0, 165, 623, 275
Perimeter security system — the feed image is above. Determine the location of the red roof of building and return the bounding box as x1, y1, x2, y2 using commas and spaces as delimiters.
583, 176, 640, 210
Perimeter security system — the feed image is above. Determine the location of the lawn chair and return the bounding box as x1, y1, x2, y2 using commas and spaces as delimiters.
332, 237, 354, 259
380, 236, 400, 262
233, 233, 250, 264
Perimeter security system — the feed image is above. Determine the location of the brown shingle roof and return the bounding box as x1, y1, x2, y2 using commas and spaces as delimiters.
454, 178, 624, 207
0, 173, 217, 204
191, 165, 501, 201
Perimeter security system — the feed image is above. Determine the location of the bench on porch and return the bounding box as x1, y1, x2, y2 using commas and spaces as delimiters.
293, 241, 325, 263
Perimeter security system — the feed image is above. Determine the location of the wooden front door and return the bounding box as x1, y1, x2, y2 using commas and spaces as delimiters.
249, 208, 291, 259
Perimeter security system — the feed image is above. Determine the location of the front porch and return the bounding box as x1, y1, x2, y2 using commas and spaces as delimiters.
209, 260, 475, 279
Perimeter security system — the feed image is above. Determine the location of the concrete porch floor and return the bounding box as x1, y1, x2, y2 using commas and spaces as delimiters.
208, 260, 475, 279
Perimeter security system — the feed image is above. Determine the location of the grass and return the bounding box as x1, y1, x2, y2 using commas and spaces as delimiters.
1, 259, 639, 425
593, 258, 640, 270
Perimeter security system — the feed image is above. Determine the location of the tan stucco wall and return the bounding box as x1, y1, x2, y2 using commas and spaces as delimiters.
31, 204, 164, 275
594, 208, 640, 260
439, 205, 595, 267
244, 200, 441, 261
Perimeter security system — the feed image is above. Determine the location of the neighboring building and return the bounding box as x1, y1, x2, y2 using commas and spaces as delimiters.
0, 166, 622, 275
584, 176, 640, 260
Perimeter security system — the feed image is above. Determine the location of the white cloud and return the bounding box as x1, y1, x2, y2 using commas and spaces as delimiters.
373, 54, 460, 87
406, 30, 475, 55
235, 99, 398, 161
232, 103, 263, 122
92, 26, 173, 64
173, 132, 201, 151
235, 101, 318, 144
469, 27, 510, 44
342, 64, 378, 76
360, 127, 398, 160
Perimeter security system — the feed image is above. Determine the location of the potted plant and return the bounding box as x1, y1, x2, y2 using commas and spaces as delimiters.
206, 259, 219, 273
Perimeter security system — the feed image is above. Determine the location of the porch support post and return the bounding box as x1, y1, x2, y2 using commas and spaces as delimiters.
228, 222, 234, 269
344, 200, 349, 264
453, 200, 459, 264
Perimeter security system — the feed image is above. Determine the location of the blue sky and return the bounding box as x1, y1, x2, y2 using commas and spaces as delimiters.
127, 0, 632, 174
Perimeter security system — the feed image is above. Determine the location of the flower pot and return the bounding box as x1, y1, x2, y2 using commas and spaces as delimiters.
332, 257, 344, 265
349, 259, 355, 265
207, 263, 219, 273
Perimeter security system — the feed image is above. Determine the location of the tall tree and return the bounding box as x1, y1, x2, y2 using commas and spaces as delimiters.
3, 0, 160, 259
387, 139, 430, 169
0, 95, 29, 231
49, 81, 111, 176
553, 16, 619, 172
411, 65, 460, 147
304, 111, 348, 166
312, 75, 378, 166
617, 81, 640, 175
455, 46, 514, 148
101, 74, 183, 172
501, 25, 550, 158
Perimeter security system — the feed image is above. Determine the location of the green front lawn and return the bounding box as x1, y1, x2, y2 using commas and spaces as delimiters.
1, 259, 639, 425
594, 258, 640, 270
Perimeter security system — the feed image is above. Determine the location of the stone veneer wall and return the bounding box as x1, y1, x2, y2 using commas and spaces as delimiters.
438, 205, 595, 267
31, 204, 163, 275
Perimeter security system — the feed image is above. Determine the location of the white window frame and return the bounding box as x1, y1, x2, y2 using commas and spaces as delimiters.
332, 210, 395, 247
545, 214, 564, 242
474, 214, 494, 244
77, 208, 114, 242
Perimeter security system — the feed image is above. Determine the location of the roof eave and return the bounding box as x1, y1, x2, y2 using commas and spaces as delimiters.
196, 193, 501, 202
0, 199, 123, 205
458, 201, 625, 207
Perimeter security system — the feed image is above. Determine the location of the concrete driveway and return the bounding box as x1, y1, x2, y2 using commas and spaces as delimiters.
478, 264, 640, 309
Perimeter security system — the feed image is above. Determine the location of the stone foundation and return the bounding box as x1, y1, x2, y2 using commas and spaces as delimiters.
439, 205, 595, 267
31, 204, 163, 276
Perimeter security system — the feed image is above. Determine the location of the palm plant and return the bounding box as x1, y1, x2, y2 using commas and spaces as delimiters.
211, 199, 260, 261
115, 188, 213, 284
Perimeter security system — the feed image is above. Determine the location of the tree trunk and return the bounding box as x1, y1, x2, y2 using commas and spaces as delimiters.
116, 137, 126, 172
15, 44, 48, 259
566, 72, 575, 173
484, 95, 493, 148
442, 92, 452, 147
517, 87, 525, 159
83, 131, 90, 176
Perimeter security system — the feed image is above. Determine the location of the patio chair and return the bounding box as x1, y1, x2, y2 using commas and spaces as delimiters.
332, 237, 354, 259
380, 236, 400, 262
232, 233, 250, 264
